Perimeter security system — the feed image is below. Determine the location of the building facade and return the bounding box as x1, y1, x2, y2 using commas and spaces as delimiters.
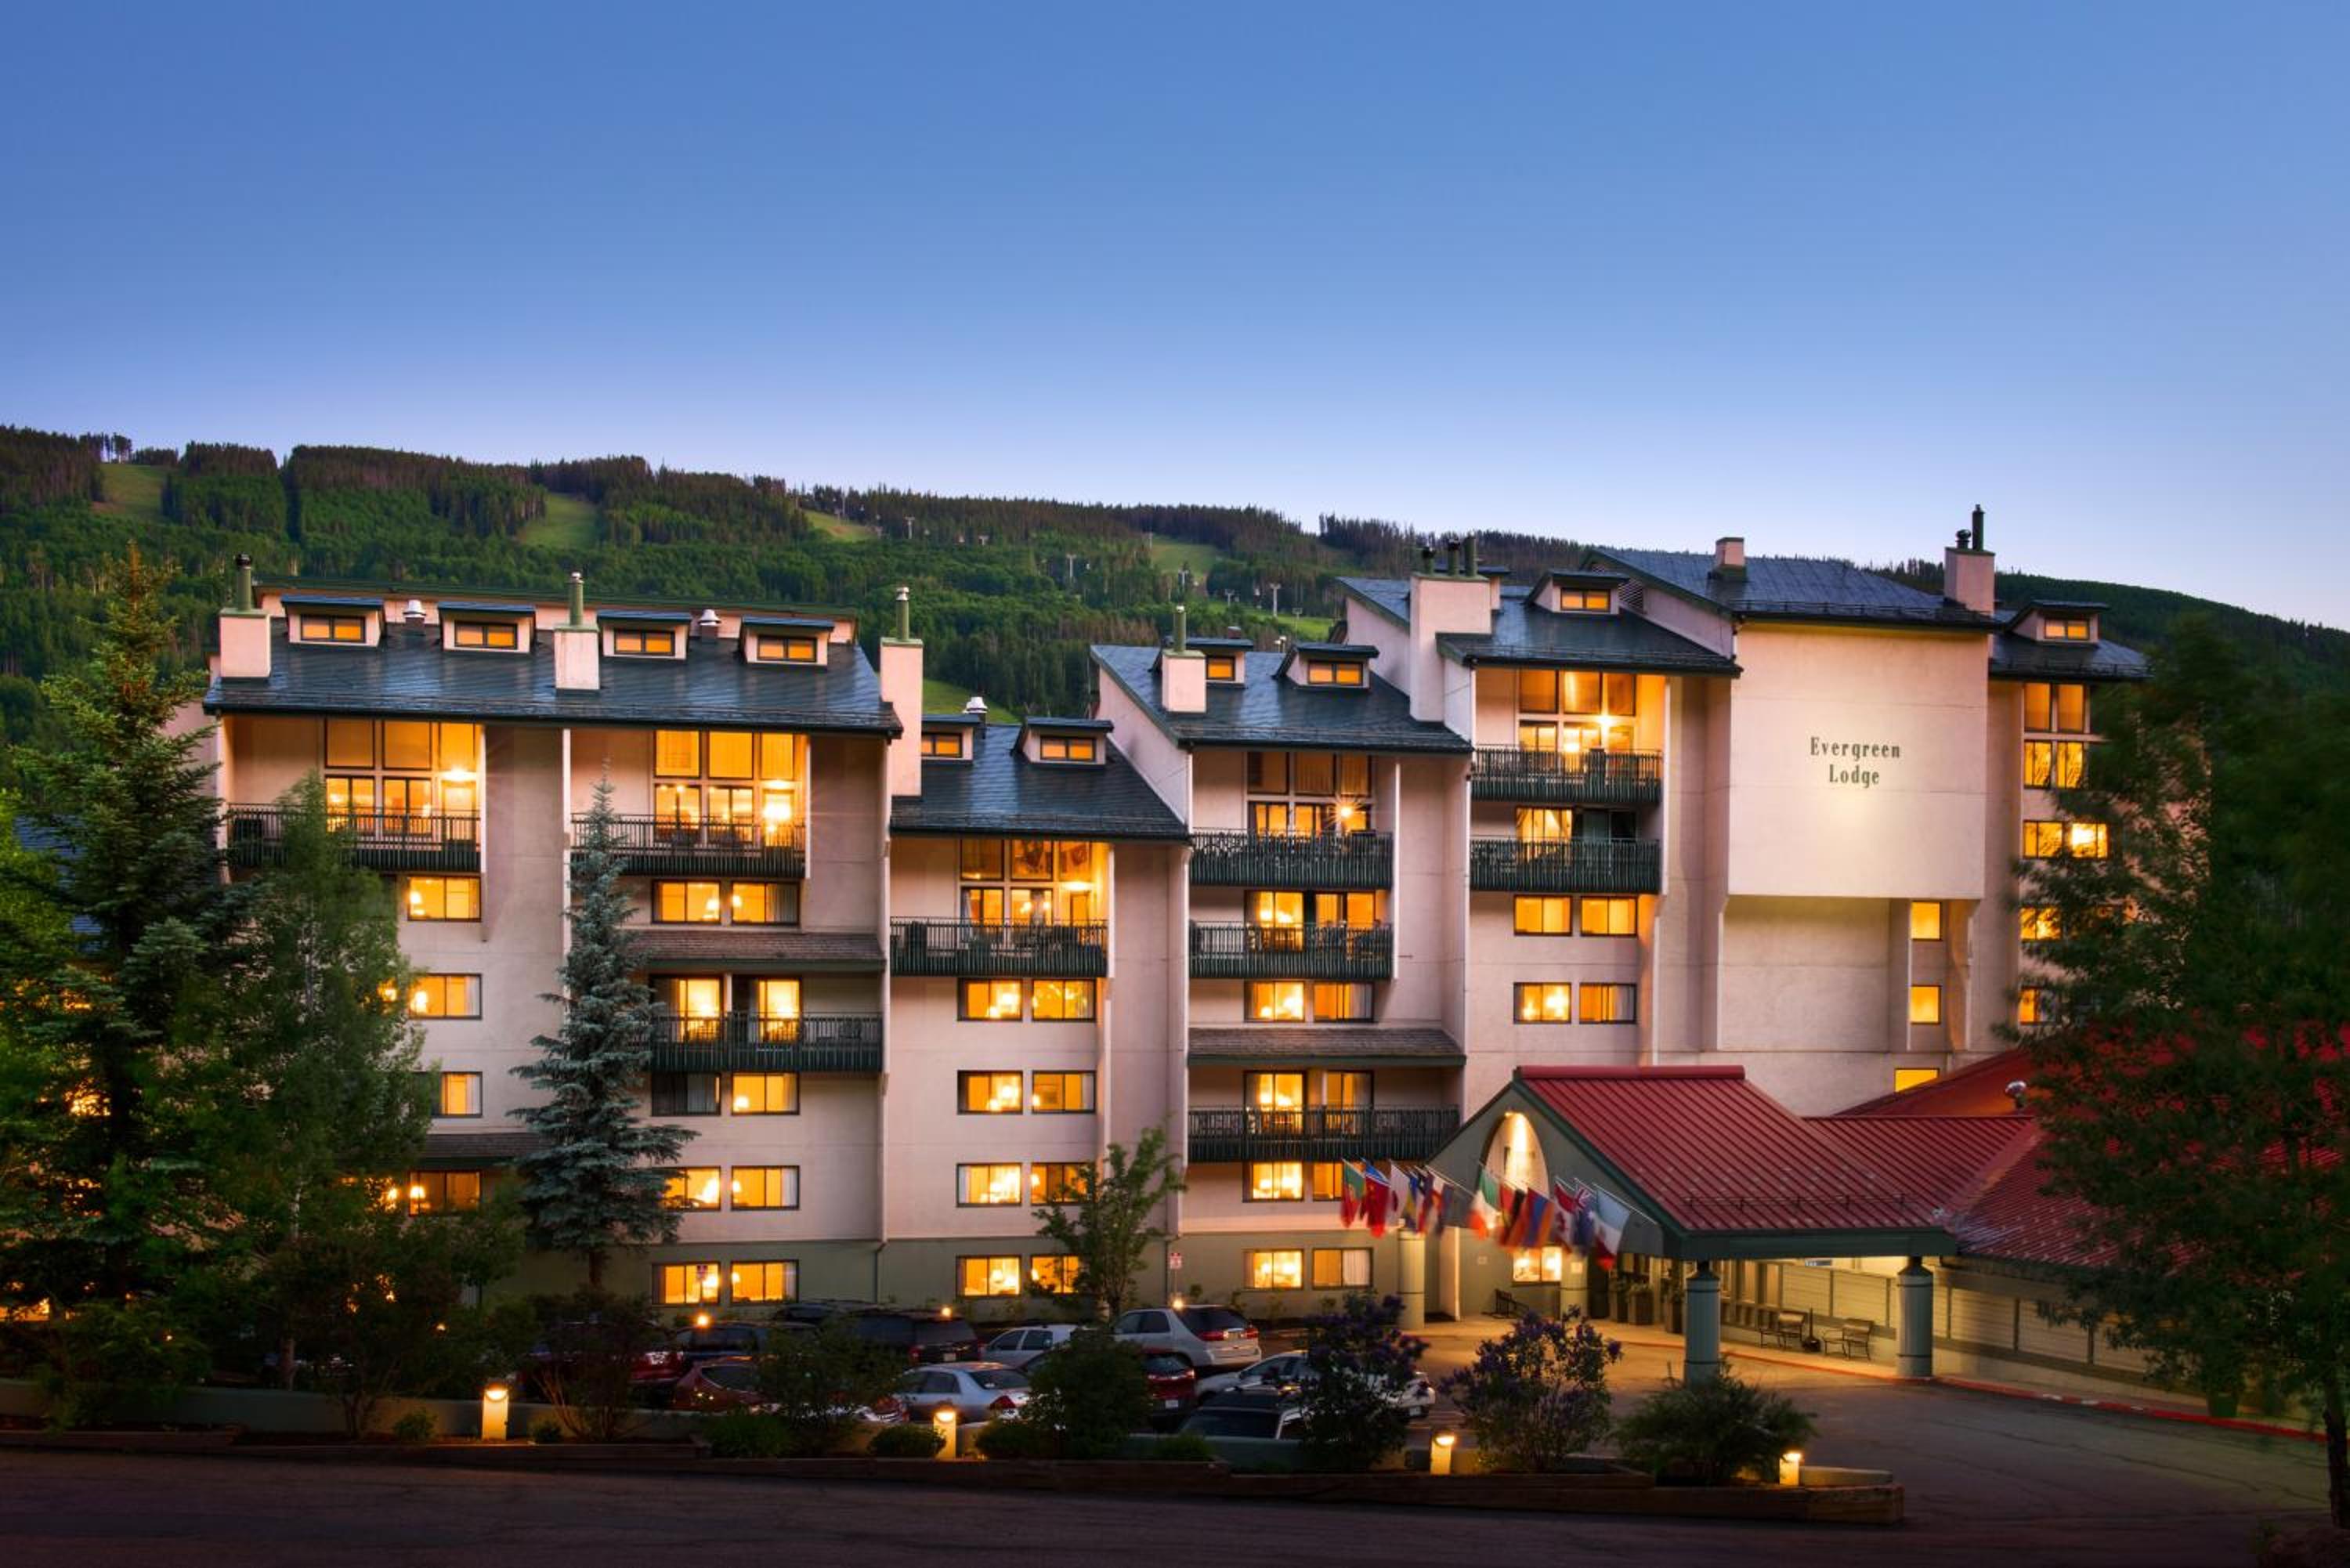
201, 517, 2143, 1316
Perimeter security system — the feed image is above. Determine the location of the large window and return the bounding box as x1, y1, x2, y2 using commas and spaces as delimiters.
1516, 668, 1636, 753
729, 1072, 798, 1115
450, 619, 520, 651
406, 974, 479, 1018
959, 1256, 1023, 1297
1247, 889, 1382, 935
1246, 1249, 1304, 1290
2019, 905, 2063, 942
651, 1072, 721, 1117
400, 1170, 482, 1215
1030, 1255, 1081, 1295
653, 880, 798, 926
1246, 981, 1372, 1022
1578, 982, 1637, 1024
614, 627, 678, 657
960, 1071, 1025, 1113
749, 632, 820, 664
1513, 1247, 1567, 1283
958, 840, 1101, 924
729, 1166, 799, 1210
435, 1072, 481, 1117
324, 720, 479, 826
1246, 751, 1373, 836
957, 1164, 1025, 1206
1029, 1163, 1090, 1203
658, 1263, 722, 1306
2023, 739, 2088, 789
2023, 682, 2091, 733
1515, 983, 1573, 1023
298, 612, 367, 644
403, 876, 479, 922
1036, 734, 1098, 763
2023, 821, 2108, 859
731, 1261, 797, 1303
1246, 1161, 1306, 1202
1303, 658, 1365, 687
653, 729, 804, 845
1242, 1071, 1368, 1126
1311, 1248, 1372, 1289
959, 979, 1096, 1021
664, 1167, 724, 1211
1029, 1071, 1095, 1113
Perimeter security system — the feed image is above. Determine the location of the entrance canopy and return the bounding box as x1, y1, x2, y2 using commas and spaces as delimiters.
1432, 1067, 1958, 1262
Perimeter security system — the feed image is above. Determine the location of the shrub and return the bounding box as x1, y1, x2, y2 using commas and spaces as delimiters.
754, 1319, 907, 1457
389, 1410, 437, 1444
1439, 1311, 1620, 1473
705, 1408, 790, 1459
973, 1417, 1055, 1460
1298, 1293, 1427, 1473
1612, 1371, 1818, 1486
1150, 1431, 1217, 1463
1021, 1328, 1152, 1460
530, 1418, 564, 1444
39, 1299, 211, 1429
870, 1422, 946, 1459
532, 1291, 667, 1443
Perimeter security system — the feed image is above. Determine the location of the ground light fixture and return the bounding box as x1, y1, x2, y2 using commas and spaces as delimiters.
1170, 1294, 1186, 1310
931, 1407, 957, 1460
1431, 1431, 1457, 1476
1779, 1449, 1804, 1486
693, 1311, 712, 1331
480, 1384, 509, 1442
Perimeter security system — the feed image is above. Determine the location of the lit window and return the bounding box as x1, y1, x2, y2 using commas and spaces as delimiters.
1311, 982, 1372, 1021
298, 613, 367, 643
957, 1164, 1025, 1206
1205, 655, 1239, 682
658, 1263, 723, 1306
436, 1071, 481, 1117
730, 1073, 797, 1115
729, 882, 795, 924
407, 974, 480, 1018
960, 981, 1029, 1021
1246, 1162, 1306, 1202
1578, 983, 1636, 1024
2066, 822, 2109, 858
1030, 1255, 1081, 1295
1516, 983, 1574, 1023
450, 620, 519, 650
1513, 1247, 1566, 1283
612, 627, 677, 656
1311, 1162, 1346, 1201
731, 1261, 797, 1303
1246, 1249, 1305, 1290
921, 729, 968, 759
1580, 897, 1637, 936
1560, 590, 1613, 612
961, 1071, 1025, 1114
656, 730, 703, 777
2024, 682, 2090, 734
752, 979, 800, 1037
2024, 740, 2087, 789
1029, 1163, 1090, 1204
2017, 988, 2048, 1027
1893, 1068, 1942, 1094
1304, 659, 1366, 686
1032, 979, 1096, 1021
1029, 1071, 1095, 1113
958, 1256, 1023, 1297
403, 1170, 483, 1215
1908, 985, 1943, 1025
666, 977, 725, 1040
1513, 896, 1571, 935
1910, 901, 1943, 941
2020, 905, 2062, 942
728, 1166, 798, 1210
1037, 735, 1098, 762
404, 876, 479, 922
1249, 981, 1307, 1022
664, 1167, 723, 1211
2022, 821, 2065, 858
1311, 1248, 1372, 1289
2044, 617, 2093, 641
751, 634, 819, 663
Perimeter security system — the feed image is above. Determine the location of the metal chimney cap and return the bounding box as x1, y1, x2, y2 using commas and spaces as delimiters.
962, 694, 988, 717
403, 598, 426, 623
697, 608, 721, 628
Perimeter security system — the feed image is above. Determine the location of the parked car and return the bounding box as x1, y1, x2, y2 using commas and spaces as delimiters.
516, 1319, 689, 1404
672, 1320, 792, 1366
980, 1324, 1081, 1368
1178, 1391, 1305, 1443
893, 1363, 1032, 1422
670, 1355, 768, 1411
1025, 1339, 1199, 1429
848, 1310, 985, 1364
1112, 1304, 1260, 1369
1195, 1350, 1435, 1418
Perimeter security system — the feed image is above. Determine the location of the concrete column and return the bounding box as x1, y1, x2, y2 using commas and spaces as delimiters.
1684, 1262, 1723, 1385
1896, 1258, 1934, 1378
1397, 1232, 1427, 1329
1560, 1252, 1591, 1321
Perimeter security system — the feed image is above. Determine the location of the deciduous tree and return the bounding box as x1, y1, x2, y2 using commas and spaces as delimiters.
1030, 1125, 1184, 1321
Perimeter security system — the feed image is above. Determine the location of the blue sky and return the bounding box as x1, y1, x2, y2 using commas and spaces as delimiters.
4, 2, 2344, 623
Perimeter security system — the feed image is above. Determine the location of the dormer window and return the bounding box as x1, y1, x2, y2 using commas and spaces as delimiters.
1039, 735, 1097, 763
450, 620, 520, 651
752, 633, 819, 663
2044, 616, 2095, 642
1304, 659, 1365, 688
1558, 590, 1612, 613
922, 728, 970, 761
613, 627, 676, 656
298, 614, 367, 644
1206, 654, 1240, 682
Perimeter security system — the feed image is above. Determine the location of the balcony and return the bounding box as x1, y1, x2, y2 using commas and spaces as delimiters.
1469, 836, 1661, 894
577, 814, 806, 880
889, 919, 1109, 978
1471, 747, 1661, 807
1186, 1106, 1461, 1164
649, 1011, 882, 1074
1188, 831, 1392, 891
225, 804, 480, 873
1188, 923, 1393, 981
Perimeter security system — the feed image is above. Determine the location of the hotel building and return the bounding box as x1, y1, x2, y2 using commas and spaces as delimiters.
201, 516, 2146, 1347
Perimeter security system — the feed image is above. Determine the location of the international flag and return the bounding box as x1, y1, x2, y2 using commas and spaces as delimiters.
1363, 1163, 1392, 1238
1415, 1172, 1444, 1236
1383, 1165, 1412, 1234
1585, 1186, 1632, 1265
1439, 1180, 1473, 1234
1468, 1175, 1500, 1238
1339, 1161, 1367, 1227
1514, 1191, 1551, 1250
1550, 1181, 1583, 1248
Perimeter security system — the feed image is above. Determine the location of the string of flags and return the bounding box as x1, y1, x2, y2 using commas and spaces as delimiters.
1333, 1159, 1632, 1265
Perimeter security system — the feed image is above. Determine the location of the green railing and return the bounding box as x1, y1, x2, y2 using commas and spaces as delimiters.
889, 919, 1109, 978
1186, 1106, 1460, 1164
1188, 831, 1393, 891
1188, 923, 1393, 981
225, 805, 480, 872
573, 814, 806, 879
648, 1012, 881, 1073
1471, 747, 1661, 807
1468, 837, 1661, 894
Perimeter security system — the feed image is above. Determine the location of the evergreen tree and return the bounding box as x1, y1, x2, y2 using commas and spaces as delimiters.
1031, 1126, 1184, 1320
0, 550, 235, 1303
2018, 620, 2350, 1525
511, 775, 687, 1288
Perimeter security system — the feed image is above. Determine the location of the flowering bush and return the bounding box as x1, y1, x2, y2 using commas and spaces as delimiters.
1439, 1311, 1621, 1472
1613, 1371, 1816, 1485
1299, 1293, 1428, 1472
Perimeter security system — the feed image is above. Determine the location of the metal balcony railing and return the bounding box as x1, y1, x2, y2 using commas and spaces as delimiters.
888, 919, 1109, 978
1468, 836, 1662, 894
1471, 747, 1662, 807
574, 814, 806, 879
1186, 1106, 1461, 1164
1188, 923, 1394, 981
224, 804, 481, 872
647, 1011, 881, 1073
1188, 830, 1393, 891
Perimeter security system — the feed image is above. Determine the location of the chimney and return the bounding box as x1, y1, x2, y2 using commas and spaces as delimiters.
551, 571, 600, 692
963, 694, 986, 717
696, 608, 721, 642
217, 551, 271, 678
1710, 537, 1747, 579
1160, 602, 1206, 714
1942, 507, 1995, 614
1419, 543, 1436, 574
1442, 537, 1460, 576
1460, 533, 1478, 578
403, 598, 426, 624
880, 584, 924, 798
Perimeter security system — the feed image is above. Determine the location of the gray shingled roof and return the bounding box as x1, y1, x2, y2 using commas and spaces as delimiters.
1593, 547, 1999, 628
207, 623, 901, 735
891, 723, 1188, 841
1188, 1026, 1465, 1066
418, 1130, 542, 1169
1092, 645, 1470, 755
1989, 631, 2150, 682
628, 928, 888, 972
1341, 578, 1739, 675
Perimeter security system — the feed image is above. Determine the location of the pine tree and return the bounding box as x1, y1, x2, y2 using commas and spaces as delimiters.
512, 775, 689, 1288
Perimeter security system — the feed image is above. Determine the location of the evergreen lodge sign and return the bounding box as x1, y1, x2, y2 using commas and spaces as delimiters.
1812, 734, 1902, 789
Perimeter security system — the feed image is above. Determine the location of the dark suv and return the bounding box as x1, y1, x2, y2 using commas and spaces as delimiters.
844, 1310, 984, 1364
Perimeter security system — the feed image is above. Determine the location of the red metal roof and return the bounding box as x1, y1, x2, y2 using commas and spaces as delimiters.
1948, 1136, 2111, 1268
1806, 1116, 2037, 1216
1833, 1049, 2033, 1118
1514, 1066, 1944, 1236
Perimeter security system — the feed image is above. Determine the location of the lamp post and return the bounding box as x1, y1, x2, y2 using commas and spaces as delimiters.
1430, 1431, 1457, 1476
1778, 1448, 1805, 1487
931, 1407, 958, 1461
480, 1384, 510, 1442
